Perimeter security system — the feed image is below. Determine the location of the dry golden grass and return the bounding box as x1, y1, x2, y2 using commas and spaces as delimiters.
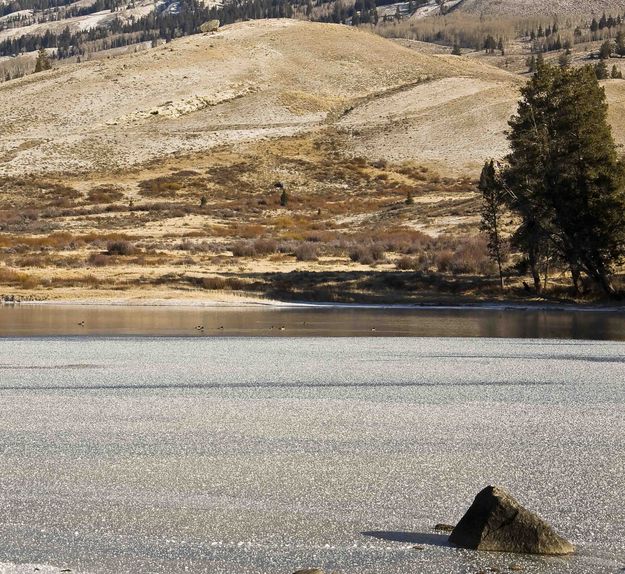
1, 20, 623, 303
0, 129, 502, 301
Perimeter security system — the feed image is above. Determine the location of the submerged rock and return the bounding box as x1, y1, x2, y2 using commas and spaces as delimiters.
449, 485, 575, 555
292, 569, 324, 574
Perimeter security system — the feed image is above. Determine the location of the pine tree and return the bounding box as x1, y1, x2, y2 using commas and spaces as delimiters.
479, 159, 507, 289
599, 40, 613, 60
34, 47, 51, 73
536, 51, 545, 70
611, 64, 623, 79
558, 50, 571, 69
599, 12, 608, 29
503, 64, 625, 295
616, 30, 625, 57
280, 188, 288, 207
590, 18, 599, 33
595, 60, 609, 80
483, 35, 497, 54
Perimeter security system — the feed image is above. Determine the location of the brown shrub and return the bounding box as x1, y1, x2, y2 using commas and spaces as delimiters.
433, 249, 454, 272
253, 238, 278, 255
0, 267, 40, 289
88, 253, 110, 267
14, 254, 48, 268
0, 231, 80, 251
395, 256, 415, 271
87, 186, 124, 204
138, 177, 184, 198
186, 275, 247, 290
395, 254, 431, 273
107, 240, 136, 256
231, 241, 256, 257
349, 243, 386, 265
294, 242, 318, 262
50, 274, 101, 288
448, 236, 494, 275
229, 223, 265, 239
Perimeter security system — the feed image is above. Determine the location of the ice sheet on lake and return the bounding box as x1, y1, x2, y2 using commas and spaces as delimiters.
0, 337, 623, 573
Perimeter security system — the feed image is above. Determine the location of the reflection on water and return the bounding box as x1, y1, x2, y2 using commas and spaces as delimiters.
0, 304, 624, 340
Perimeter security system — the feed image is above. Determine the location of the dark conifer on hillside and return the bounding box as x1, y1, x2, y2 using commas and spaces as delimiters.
479, 159, 507, 289
502, 64, 625, 295
595, 60, 609, 79
33, 47, 51, 72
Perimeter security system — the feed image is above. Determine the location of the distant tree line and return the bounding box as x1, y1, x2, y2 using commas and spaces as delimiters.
0, 0, 74, 18
0, 0, 213, 57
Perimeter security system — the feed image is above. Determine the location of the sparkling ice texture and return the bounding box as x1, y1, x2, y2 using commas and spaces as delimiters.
0, 337, 623, 573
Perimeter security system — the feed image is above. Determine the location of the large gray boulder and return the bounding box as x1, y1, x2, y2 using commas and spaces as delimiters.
200, 19, 220, 33
449, 485, 575, 555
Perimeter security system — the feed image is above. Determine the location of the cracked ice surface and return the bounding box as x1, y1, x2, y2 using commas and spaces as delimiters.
0, 337, 623, 573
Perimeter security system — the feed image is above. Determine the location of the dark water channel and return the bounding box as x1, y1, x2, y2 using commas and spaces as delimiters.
1, 303, 624, 339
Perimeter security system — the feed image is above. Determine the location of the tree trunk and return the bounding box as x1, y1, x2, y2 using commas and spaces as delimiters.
570, 266, 582, 295
528, 248, 542, 294
597, 271, 617, 297
582, 256, 617, 297
496, 253, 505, 290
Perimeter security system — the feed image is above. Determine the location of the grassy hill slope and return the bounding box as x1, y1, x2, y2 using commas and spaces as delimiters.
1, 19, 624, 303
0, 18, 522, 177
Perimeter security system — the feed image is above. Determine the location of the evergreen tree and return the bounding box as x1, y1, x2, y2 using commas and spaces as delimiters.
558, 50, 571, 69
504, 64, 625, 295
535, 51, 545, 70
483, 35, 497, 54
479, 159, 507, 289
595, 60, 609, 79
616, 31, 625, 57
280, 188, 288, 207
599, 12, 608, 29
34, 47, 51, 72
599, 40, 613, 60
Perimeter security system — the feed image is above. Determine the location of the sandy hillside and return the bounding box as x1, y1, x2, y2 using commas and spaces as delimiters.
457, 0, 625, 17
2, 18, 625, 178
0, 18, 525, 177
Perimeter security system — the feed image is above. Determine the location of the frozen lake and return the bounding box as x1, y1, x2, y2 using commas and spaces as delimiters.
0, 336, 624, 573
